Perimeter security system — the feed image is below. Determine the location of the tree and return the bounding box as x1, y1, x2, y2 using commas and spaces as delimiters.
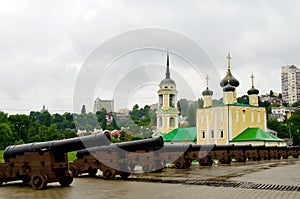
237, 95, 249, 104
198, 98, 204, 108
178, 99, 188, 116
81, 105, 86, 114
187, 101, 198, 127
0, 123, 14, 149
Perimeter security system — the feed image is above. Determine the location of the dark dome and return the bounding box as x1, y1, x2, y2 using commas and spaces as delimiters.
223, 84, 236, 92
247, 87, 259, 95
220, 73, 240, 87
159, 78, 176, 87
202, 87, 213, 96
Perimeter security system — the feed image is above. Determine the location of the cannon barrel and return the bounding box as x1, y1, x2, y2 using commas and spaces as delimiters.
114, 136, 163, 151
76, 136, 164, 158
4, 132, 111, 162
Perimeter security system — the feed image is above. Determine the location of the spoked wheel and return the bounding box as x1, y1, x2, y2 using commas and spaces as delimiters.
102, 169, 115, 180
88, 168, 98, 177
59, 170, 73, 187
120, 172, 130, 180
31, 175, 48, 190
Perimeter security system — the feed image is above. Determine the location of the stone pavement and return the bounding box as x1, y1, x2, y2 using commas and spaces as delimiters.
0, 159, 299, 199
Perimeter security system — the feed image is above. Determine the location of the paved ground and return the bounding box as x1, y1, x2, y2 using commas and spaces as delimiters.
1, 159, 299, 199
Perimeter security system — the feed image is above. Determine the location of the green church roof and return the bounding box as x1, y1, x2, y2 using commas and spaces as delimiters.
163, 127, 197, 142
231, 127, 284, 142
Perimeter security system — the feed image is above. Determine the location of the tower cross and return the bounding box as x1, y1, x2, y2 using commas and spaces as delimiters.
205, 75, 209, 88
250, 73, 255, 87
227, 52, 231, 71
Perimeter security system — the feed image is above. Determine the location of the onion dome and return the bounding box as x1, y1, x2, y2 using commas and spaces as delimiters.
202, 87, 213, 96
247, 73, 259, 95
223, 84, 236, 92
220, 73, 240, 87
220, 53, 239, 87
247, 87, 259, 95
159, 51, 176, 88
202, 75, 213, 96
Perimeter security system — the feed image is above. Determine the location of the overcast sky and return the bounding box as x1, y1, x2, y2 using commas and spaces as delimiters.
1, 0, 300, 114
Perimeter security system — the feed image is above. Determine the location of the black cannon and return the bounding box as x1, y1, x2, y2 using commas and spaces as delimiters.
70, 136, 164, 179
0, 132, 111, 189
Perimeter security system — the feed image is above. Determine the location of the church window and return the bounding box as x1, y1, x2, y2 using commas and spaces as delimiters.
220, 130, 224, 138
242, 110, 246, 122
258, 111, 261, 123
236, 110, 239, 122
159, 118, 163, 127
170, 117, 175, 127
202, 131, 205, 139
169, 94, 175, 107
159, 94, 163, 107
211, 131, 214, 138
251, 110, 254, 123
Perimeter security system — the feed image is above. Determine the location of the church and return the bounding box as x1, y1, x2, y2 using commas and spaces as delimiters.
196, 53, 285, 146
155, 51, 284, 146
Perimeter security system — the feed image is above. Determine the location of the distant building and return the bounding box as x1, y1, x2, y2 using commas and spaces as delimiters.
93, 98, 114, 113
281, 65, 300, 105
269, 106, 299, 122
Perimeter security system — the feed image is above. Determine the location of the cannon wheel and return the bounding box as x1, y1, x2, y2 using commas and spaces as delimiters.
70, 166, 79, 177
22, 174, 31, 184
120, 172, 130, 180
31, 174, 48, 190
0, 172, 4, 186
102, 169, 115, 180
88, 168, 98, 177
59, 170, 73, 187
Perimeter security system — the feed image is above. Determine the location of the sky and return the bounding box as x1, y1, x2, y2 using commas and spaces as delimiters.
1, 0, 300, 114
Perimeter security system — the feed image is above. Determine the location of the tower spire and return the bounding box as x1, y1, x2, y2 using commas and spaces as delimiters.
166, 49, 170, 79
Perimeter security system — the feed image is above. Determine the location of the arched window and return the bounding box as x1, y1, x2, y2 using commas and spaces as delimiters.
170, 117, 175, 127
159, 118, 163, 127
159, 94, 163, 107
169, 94, 175, 107
202, 131, 205, 139
220, 130, 224, 138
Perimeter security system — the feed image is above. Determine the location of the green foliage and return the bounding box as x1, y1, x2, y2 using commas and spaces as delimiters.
267, 119, 289, 138
68, 151, 77, 162
237, 95, 249, 104
0, 123, 14, 149
187, 101, 198, 127
129, 104, 151, 127
0, 150, 3, 163
178, 99, 188, 116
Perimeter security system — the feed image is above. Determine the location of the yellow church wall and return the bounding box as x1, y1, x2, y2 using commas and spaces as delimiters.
197, 105, 266, 145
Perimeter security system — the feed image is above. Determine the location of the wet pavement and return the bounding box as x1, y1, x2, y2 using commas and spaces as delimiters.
1, 158, 300, 199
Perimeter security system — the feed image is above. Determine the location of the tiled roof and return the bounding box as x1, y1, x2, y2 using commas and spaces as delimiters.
231, 127, 284, 142
163, 127, 197, 142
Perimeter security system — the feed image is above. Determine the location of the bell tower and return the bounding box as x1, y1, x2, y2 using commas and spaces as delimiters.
156, 51, 179, 135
